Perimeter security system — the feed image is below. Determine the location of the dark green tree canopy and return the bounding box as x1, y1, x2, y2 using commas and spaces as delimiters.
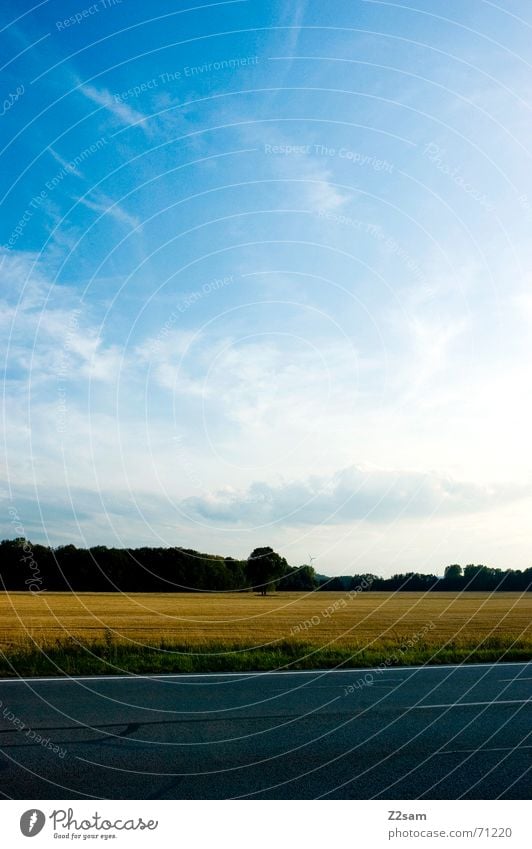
278, 564, 318, 591
444, 564, 463, 580
246, 547, 288, 595
1, 539, 530, 593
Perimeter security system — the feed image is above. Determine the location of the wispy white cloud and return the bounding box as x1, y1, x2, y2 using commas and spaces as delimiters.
182, 464, 528, 527
48, 147, 83, 178
267, 0, 308, 89
303, 169, 350, 212
265, 139, 351, 212
0, 248, 124, 388
136, 330, 206, 395
280, 0, 307, 56
80, 83, 150, 133
75, 191, 142, 230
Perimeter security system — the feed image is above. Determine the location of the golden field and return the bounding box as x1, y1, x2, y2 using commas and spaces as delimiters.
1, 591, 530, 650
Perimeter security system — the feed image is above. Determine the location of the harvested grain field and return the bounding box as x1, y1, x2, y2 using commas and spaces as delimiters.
1, 591, 530, 650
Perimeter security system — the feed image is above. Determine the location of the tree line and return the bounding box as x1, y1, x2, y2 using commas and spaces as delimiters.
318, 563, 532, 592
1, 538, 530, 593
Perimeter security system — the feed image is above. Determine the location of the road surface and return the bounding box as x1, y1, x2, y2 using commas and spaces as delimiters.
0, 662, 530, 799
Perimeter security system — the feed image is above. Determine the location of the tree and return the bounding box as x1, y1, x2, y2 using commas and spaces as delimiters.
278, 564, 318, 591
246, 547, 288, 595
463, 564, 501, 590
444, 564, 462, 581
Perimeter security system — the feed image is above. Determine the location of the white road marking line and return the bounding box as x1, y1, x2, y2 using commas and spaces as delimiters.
499, 677, 532, 682
273, 680, 407, 690
414, 699, 532, 709
0, 661, 529, 684
437, 745, 532, 755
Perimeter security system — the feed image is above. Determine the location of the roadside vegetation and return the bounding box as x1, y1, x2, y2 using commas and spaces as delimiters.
1, 635, 530, 678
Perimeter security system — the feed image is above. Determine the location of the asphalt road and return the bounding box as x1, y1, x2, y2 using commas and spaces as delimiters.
0, 662, 530, 799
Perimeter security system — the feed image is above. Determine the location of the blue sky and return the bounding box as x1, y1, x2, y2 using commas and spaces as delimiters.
2, 0, 532, 574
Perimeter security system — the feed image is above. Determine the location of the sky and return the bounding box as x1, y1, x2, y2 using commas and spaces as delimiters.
1, 0, 532, 575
